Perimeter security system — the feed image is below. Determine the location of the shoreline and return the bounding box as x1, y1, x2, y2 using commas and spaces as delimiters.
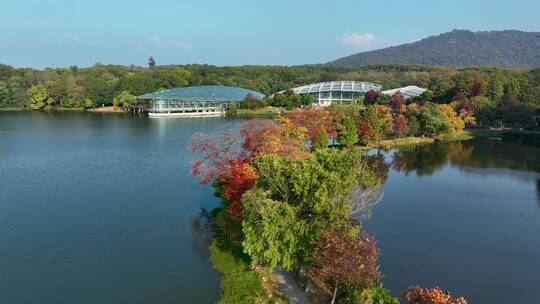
86, 106, 126, 114
354, 130, 474, 151
0, 106, 127, 114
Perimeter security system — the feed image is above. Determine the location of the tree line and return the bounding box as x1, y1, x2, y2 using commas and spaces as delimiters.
0, 62, 538, 128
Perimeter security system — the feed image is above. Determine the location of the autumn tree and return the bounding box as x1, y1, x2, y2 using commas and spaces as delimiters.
309, 226, 381, 303
468, 76, 488, 97
498, 95, 519, 112
240, 118, 309, 160
360, 105, 393, 145
191, 118, 309, 185
240, 92, 265, 110
221, 159, 257, 221
440, 104, 465, 132
190, 129, 238, 184
403, 286, 468, 304
364, 90, 380, 105
393, 114, 410, 137
285, 109, 335, 149
390, 91, 405, 110
26, 83, 49, 110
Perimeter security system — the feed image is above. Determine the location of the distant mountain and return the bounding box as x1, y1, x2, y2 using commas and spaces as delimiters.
331, 30, 540, 68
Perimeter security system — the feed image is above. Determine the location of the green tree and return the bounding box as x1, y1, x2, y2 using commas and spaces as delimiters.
358, 284, 400, 304
241, 150, 382, 272
421, 90, 434, 102
83, 75, 113, 105
488, 75, 505, 102
361, 105, 393, 145
407, 103, 453, 135
151, 67, 191, 88
0, 81, 9, 107
112, 91, 135, 110
26, 83, 48, 110
470, 96, 496, 126
83, 98, 94, 109
242, 189, 308, 270
338, 117, 359, 147
118, 74, 156, 96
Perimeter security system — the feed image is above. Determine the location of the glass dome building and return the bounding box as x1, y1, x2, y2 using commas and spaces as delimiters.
137, 85, 265, 117
284, 81, 382, 107
381, 85, 428, 99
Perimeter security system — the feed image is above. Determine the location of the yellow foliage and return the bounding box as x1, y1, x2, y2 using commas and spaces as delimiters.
439, 104, 465, 132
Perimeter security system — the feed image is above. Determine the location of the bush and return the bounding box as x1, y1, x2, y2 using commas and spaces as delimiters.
403, 286, 467, 304
210, 239, 267, 304
358, 284, 400, 304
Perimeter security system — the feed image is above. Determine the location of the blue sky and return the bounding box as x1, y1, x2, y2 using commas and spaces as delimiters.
1, 0, 539, 68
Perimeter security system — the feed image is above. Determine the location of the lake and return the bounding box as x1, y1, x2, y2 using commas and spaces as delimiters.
1, 112, 539, 303
365, 139, 540, 303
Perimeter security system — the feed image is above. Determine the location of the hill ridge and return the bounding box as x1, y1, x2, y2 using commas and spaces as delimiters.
331, 29, 540, 68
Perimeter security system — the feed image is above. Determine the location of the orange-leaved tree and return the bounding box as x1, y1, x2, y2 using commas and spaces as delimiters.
285, 109, 336, 149
403, 286, 468, 304
221, 159, 257, 221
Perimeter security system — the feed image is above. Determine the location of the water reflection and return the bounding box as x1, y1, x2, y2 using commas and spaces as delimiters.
537, 179, 540, 204
191, 208, 213, 262
365, 137, 540, 304
390, 139, 540, 180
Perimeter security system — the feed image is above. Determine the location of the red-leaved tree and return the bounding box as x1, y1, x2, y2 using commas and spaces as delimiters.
285, 109, 336, 149
357, 121, 373, 142
309, 226, 380, 303
240, 118, 309, 160
189, 130, 238, 184
390, 91, 405, 110
498, 96, 520, 112
221, 159, 257, 221
403, 286, 468, 304
364, 90, 380, 105
190, 119, 309, 185
393, 114, 410, 137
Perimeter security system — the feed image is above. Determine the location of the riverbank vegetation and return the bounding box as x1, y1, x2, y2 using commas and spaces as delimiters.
190, 106, 470, 303
0, 63, 538, 129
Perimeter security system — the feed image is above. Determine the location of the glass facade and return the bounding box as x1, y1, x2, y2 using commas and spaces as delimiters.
136, 85, 266, 116
286, 81, 382, 106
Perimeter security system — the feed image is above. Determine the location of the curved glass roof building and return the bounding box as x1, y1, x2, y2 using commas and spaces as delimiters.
284, 81, 382, 106
137, 85, 265, 117
381, 85, 427, 99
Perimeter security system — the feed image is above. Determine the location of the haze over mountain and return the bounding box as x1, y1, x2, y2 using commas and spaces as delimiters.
331, 30, 540, 68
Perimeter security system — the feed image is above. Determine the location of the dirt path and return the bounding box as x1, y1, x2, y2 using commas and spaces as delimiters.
274, 268, 310, 304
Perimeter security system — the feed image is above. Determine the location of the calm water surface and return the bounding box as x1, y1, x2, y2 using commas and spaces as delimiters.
365, 139, 540, 303
1, 112, 539, 304
0, 112, 245, 303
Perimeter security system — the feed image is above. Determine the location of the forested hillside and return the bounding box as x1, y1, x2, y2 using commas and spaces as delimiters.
332, 30, 540, 68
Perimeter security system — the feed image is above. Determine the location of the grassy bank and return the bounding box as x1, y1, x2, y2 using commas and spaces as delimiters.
441, 130, 475, 141
209, 206, 270, 304
0, 107, 26, 112
355, 130, 474, 151
1, 107, 86, 112
210, 238, 268, 304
